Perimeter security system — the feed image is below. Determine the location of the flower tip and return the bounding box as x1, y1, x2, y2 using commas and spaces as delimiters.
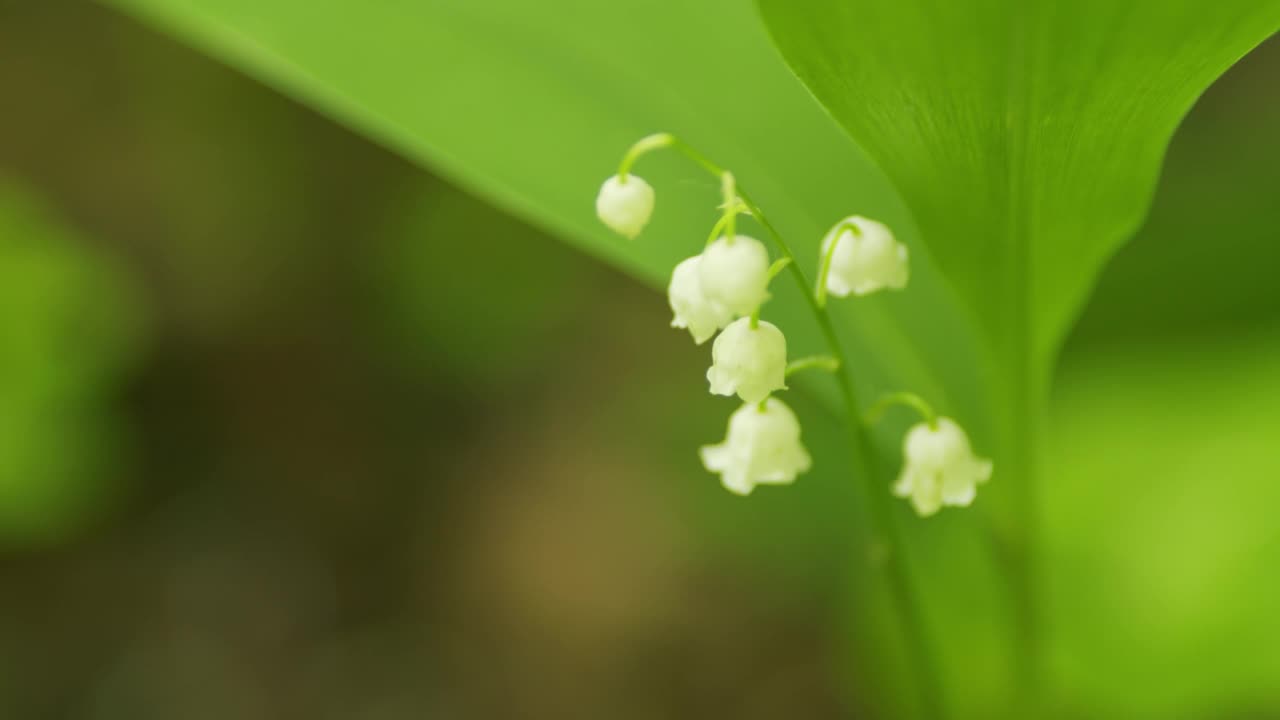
911, 497, 942, 517
975, 458, 994, 484
705, 366, 735, 398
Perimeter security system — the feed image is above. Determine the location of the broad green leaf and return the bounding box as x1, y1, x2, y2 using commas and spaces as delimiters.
1072, 35, 1280, 344
754, 3, 1280, 715
756, 0, 1280, 366
1043, 47, 1280, 714
101, 0, 996, 434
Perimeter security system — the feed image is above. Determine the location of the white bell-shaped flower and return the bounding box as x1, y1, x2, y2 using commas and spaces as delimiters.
893, 417, 992, 517
821, 216, 909, 297
706, 318, 787, 403
596, 174, 655, 239
668, 255, 733, 344
698, 235, 771, 317
700, 398, 812, 495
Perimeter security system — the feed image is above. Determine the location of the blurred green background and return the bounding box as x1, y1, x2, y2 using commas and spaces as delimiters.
0, 2, 1278, 718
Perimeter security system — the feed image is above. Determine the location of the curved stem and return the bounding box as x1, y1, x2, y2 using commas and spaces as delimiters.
866, 391, 939, 430
707, 203, 751, 248
815, 218, 861, 308
706, 213, 733, 248
662, 136, 947, 720
815, 230, 840, 308
786, 355, 840, 377
743, 190, 947, 720
721, 171, 738, 239
766, 257, 793, 281
618, 132, 674, 179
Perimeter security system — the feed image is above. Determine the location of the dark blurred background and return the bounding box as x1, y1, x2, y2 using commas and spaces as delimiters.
1, 2, 1277, 718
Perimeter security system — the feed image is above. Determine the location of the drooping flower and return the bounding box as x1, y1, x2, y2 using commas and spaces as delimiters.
668, 255, 733, 344
893, 417, 992, 517
596, 174, 655, 239
821, 215, 909, 297
700, 397, 812, 495
706, 318, 787, 403
698, 234, 771, 317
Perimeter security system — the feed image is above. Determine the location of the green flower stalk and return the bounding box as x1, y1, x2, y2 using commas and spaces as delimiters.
596, 131, 995, 720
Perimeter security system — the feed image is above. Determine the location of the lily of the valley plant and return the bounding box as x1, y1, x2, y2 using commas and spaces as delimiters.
595, 132, 990, 513
597, 133, 992, 720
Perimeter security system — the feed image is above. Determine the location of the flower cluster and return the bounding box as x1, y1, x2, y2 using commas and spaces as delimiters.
596, 134, 990, 514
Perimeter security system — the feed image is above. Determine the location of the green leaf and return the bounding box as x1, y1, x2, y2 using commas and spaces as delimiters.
100, 0, 997, 432
756, 0, 1280, 365
753, 3, 1279, 714
1073, 35, 1280, 344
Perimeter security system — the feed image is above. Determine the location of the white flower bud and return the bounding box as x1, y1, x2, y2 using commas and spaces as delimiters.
698, 235, 771, 317
668, 255, 733, 344
700, 397, 812, 495
596, 174, 655, 239
821, 216, 909, 297
893, 417, 992, 517
706, 318, 787, 403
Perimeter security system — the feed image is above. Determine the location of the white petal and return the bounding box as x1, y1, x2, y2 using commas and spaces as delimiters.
941, 480, 977, 507
706, 364, 737, 397
910, 473, 943, 517
721, 472, 755, 496
669, 255, 731, 344
893, 467, 916, 498
757, 443, 812, 485
699, 443, 731, 472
